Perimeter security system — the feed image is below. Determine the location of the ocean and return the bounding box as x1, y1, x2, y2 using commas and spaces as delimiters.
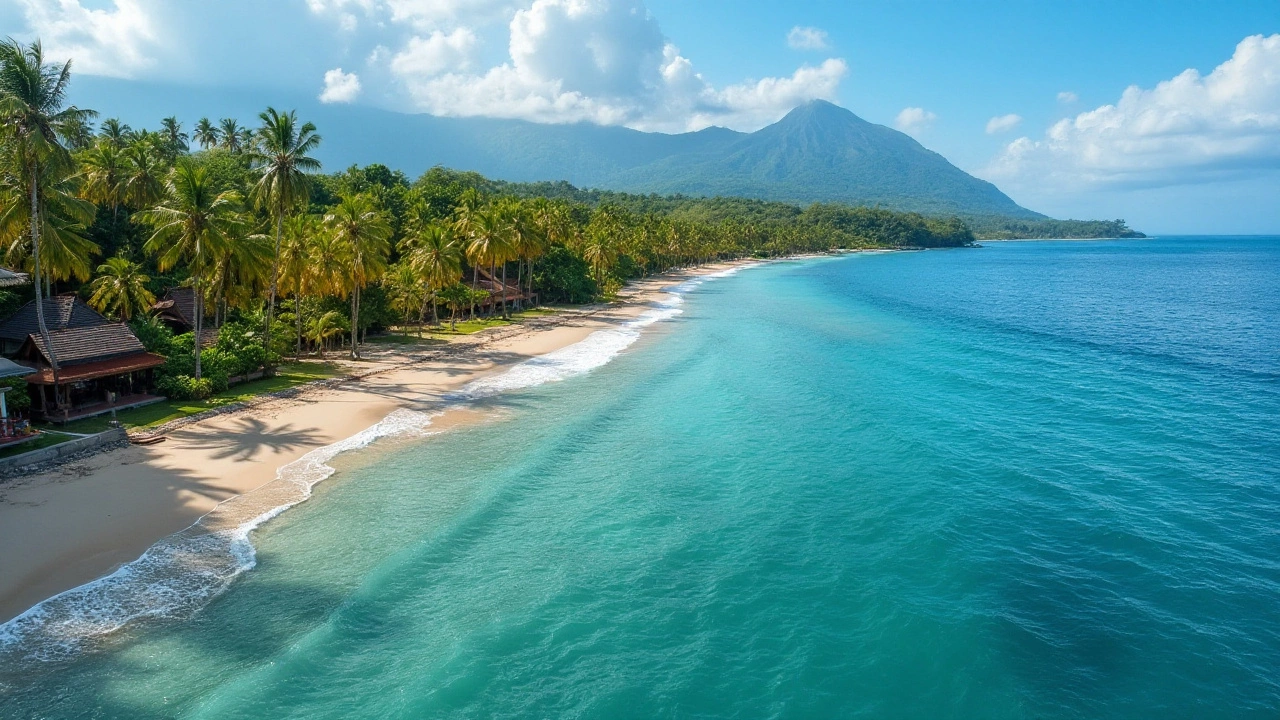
2, 236, 1278, 718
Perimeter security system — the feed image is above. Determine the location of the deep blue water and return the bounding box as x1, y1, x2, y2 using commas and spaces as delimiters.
2, 236, 1278, 718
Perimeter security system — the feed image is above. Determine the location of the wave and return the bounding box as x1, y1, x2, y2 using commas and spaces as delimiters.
0, 265, 753, 664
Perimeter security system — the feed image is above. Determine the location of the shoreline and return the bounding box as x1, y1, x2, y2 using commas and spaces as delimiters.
0, 261, 755, 629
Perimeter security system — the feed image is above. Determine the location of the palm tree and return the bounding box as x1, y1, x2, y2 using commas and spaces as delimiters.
78, 138, 127, 248
98, 117, 131, 148
278, 214, 319, 357
324, 194, 389, 359
464, 208, 508, 319
88, 256, 154, 320
159, 115, 188, 157
0, 151, 99, 289
247, 107, 321, 361
305, 310, 347, 356
208, 228, 271, 328
59, 113, 94, 150
385, 261, 424, 336
121, 137, 165, 210
0, 38, 97, 396
218, 118, 242, 152
136, 160, 242, 379
402, 221, 462, 326
451, 188, 485, 318
193, 117, 220, 150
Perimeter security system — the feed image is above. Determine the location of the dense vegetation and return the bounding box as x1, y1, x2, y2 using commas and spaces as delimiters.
0, 38, 985, 402
964, 216, 1145, 240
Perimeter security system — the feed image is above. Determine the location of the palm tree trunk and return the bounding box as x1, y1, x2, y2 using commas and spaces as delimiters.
295, 280, 303, 360
469, 266, 477, 320
350, 285, 360, 360
266, 212, 282, 364
515, 260, 523, 311
29, 168, 61, 408
501, 263, 510, 319
194, 280, 203, 380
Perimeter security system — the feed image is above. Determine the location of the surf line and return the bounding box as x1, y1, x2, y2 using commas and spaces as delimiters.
0, 265, 754, 663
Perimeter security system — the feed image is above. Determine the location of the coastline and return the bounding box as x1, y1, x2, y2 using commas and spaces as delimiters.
0, 261, 750, 629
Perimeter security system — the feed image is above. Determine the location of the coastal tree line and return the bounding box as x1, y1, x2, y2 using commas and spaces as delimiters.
0, 38, 974, 400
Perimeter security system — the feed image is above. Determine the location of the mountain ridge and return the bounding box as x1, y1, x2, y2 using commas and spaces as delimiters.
74, 78, 1041, 219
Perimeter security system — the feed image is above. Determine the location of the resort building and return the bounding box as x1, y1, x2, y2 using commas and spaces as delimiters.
152, 286, 217, 346
0, 295, 165, 421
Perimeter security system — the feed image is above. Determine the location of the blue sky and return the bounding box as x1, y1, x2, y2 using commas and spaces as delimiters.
3, 0, 1278, 232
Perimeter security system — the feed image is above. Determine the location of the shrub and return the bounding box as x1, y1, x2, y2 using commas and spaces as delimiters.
157, 374, 213, 400
130, 315, 175, 355
0, 377, 31, 413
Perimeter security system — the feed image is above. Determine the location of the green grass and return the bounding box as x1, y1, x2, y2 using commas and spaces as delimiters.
428, 308, 562, 336
46, 361, 343, 435
0, 430, 76, 460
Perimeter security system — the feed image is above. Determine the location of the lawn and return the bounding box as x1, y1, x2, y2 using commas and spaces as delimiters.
46, 361, 343, 435
0, 430, 77, 460
428, 308, 561, 337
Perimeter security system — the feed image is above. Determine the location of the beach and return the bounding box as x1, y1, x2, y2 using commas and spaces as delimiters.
0, 264, 741, 626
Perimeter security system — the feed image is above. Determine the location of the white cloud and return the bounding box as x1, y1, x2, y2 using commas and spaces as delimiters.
894, 107, 936, 134
985, 113, 1022, 134
988, 34, 1280, 190
390, 29, 477, 77
15, 0, 161, 78
319, 67, 363, 103
387, 0, 848, 132
1057, 90, 1078, 104
384, 0, 519, 28
787, 26, 828, 51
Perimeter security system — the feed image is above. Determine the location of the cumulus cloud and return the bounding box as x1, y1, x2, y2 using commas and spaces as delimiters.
985, 113, 1022, 134
387, 0, 848, 131
787, 26, 828, 50
894, 107, 936, 134
988, 34, 1280, 189
319, 67, 363, 103
14, 0, 161, 78
1057, 90, 1078, 104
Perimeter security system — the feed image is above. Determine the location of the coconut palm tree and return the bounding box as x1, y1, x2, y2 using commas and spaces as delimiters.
136, 160, 242, 379
208, 227, 271, 328
464, 208, 508, 319
193, 117, 220, 150
121, 137, 165, 210
247, 107, 321, 361
59, 113, 94, 150
402, 221, 462, 326
0, 150, 99, 289
159, 116, 188, 157
324, 194, 389, 359
451, 188, 485, 318
78, 138, 126, 245
88, 256, 154, 320
305, 310, 347, 356
98, 117, 131, 148
218, 118, 242, 153
0, 38, 98, 395
278, 213, 320, 357
385, 261, 424, 336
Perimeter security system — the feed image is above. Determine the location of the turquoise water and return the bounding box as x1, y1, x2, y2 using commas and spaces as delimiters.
3, 236, 1279, 718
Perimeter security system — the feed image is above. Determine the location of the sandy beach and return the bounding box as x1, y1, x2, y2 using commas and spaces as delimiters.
0, 265, 743, 625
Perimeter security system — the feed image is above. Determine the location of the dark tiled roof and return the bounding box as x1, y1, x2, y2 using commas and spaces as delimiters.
24, 323, 149, 366
0, 295, 109, 342
152, 287, 196, 328
24, 352, 164, 385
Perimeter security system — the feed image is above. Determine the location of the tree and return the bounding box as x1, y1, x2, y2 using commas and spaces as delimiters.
278, 213, 319, 357
384, 261, 424, 335
88, 256, 154, 320
402, 221, 462, 325
159, 115, 188, 157
121, 137, 165, 210
247, 107, 321, 363
464, 207, 509, 319
324, 193, 389, 359
98, 117, 131, 148
218, 118, 243, 153
78, 138, 126, 246
193, 117, 220, 150
0, 38, 97, 398
305, 310, 347, 356
136, 160, 242, 379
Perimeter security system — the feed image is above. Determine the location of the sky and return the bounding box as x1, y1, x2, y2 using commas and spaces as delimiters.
2, 0, 1278, 233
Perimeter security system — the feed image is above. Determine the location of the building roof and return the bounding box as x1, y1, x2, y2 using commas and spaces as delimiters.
152, 287, 196, 329
24, 352, 165, 385
0, 295, 110, 342
0, 357, 34, 379
0, 268, 29, 288
23, 323, 150, 367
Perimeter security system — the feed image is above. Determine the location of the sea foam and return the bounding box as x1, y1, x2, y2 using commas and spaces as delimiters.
0, 266, 750, 663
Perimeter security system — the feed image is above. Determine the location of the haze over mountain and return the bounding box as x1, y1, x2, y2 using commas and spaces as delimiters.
76, 78, 1041, 219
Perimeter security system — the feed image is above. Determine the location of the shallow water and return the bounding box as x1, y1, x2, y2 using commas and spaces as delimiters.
3, 237, 1278, 718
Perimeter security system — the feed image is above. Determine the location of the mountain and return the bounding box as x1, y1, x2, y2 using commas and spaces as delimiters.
74, 79, 1041, 219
